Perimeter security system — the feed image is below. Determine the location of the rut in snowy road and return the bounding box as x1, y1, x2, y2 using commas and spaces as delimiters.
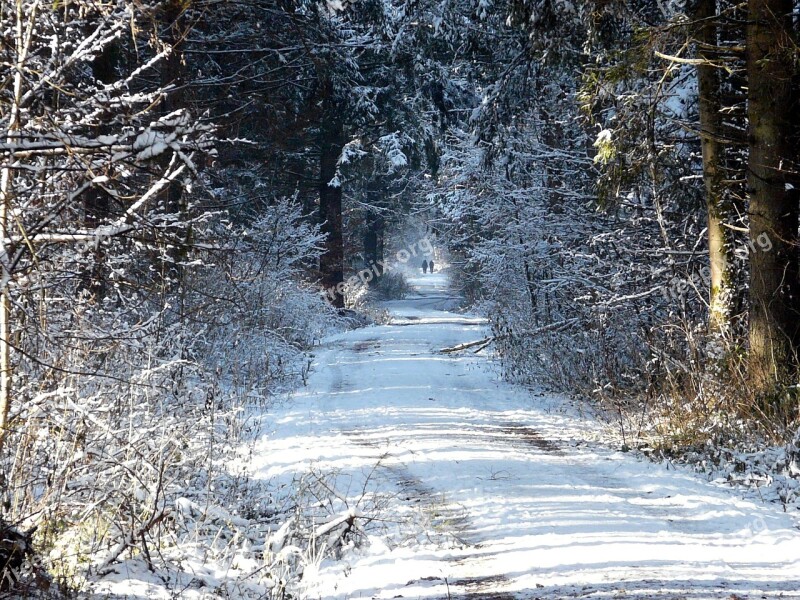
252, 270, 800, 600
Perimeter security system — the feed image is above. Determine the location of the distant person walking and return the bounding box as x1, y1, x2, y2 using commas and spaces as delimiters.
428, 259, 435, 273
422, 259, 428, 274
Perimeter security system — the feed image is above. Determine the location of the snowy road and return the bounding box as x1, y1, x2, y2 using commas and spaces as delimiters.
253, 271, 800, 599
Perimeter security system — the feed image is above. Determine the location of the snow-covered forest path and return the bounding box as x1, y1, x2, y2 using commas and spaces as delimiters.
254, 270, 800, 599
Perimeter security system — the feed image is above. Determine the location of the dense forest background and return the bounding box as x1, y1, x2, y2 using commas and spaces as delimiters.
1, 0, 799, 596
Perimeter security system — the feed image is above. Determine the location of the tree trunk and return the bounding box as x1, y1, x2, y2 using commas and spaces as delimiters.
522, 257, 539, 325
694, 0, 736, 335
161, 1, 188, 288
0, 3, 27, 451
80, 43, 118, 300
364, 210, 384, 268
319, 80, 345, 309
746, 0, 800, 395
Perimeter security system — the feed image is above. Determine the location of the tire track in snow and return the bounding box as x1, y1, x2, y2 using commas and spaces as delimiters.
347, 431, 475, 547
345, 420, 563, 599
337, 327, 560, 598
326, 286, 684, 598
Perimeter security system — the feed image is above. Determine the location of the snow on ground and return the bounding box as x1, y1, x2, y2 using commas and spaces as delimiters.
251, 269, 800, 600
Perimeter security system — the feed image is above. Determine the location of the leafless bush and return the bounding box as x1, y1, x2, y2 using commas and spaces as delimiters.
370, 271, 411, 301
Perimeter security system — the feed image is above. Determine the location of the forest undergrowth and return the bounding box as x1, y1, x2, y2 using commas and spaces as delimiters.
474, 286, 800, 520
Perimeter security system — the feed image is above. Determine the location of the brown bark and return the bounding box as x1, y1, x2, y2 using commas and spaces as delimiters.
694, 0, 736, 335
746, 0, 800, 394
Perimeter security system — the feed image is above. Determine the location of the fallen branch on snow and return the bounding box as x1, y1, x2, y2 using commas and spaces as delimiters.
438, 319, 579, 354
439, 336, 495, 354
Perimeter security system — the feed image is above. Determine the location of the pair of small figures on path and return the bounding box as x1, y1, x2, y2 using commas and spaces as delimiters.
422, 259, 435, 274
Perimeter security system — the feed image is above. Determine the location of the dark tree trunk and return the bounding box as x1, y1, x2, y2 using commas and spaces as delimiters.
80, 43, 117, 299
319, 80, 346, 308
161, 1, 188, 287
80, 190, 110, 300
746, 0, 800, 395
364, 210, 384, 268
522, 256, 538, 325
